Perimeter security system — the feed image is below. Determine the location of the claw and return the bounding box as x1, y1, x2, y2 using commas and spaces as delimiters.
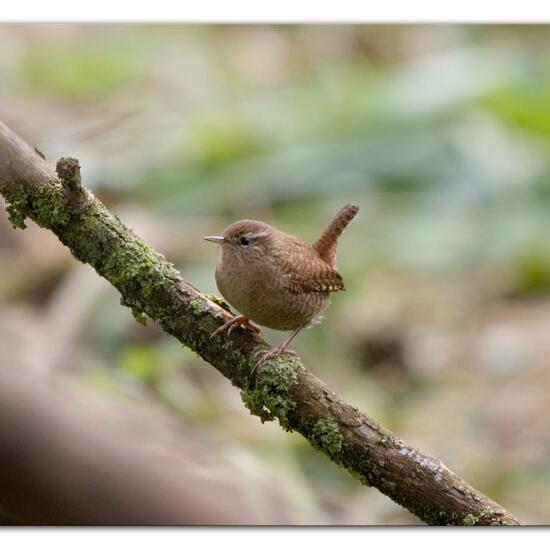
247, 323, 262, 334
210, 315, 262, 339
210, 319, 235, 339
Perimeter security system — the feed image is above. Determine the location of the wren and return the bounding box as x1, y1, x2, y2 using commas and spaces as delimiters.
205, 203, 359, 376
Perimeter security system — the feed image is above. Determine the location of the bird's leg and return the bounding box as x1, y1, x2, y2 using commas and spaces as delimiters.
211, 314, 261, 339
251, 327, 303, 379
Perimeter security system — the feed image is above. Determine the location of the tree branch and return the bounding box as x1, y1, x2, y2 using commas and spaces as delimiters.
0, 120, 521, 525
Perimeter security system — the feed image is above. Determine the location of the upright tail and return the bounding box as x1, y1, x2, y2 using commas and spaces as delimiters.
313, 203, 359, 268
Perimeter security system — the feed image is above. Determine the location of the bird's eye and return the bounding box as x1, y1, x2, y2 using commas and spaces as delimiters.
240, 236, 251, 246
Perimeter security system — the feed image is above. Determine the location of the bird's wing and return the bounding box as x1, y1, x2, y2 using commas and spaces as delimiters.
277, 250, 345, 294
284, 270, 345, 294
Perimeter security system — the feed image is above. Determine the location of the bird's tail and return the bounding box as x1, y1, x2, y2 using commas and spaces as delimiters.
313, 204, 359, 268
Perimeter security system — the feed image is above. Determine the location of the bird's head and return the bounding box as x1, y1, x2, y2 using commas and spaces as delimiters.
204, 220, 276, 261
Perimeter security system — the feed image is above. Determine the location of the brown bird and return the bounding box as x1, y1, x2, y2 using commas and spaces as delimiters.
205, 204, 359, 375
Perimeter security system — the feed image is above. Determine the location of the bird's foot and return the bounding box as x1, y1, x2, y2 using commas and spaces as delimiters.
251, 344, 296, 380
211, 315, 261, 339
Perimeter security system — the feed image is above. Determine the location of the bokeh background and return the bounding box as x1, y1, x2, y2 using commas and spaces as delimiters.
1, 24, 550, 525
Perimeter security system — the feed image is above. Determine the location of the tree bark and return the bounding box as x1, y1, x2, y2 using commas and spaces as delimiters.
0, 119, 522, 525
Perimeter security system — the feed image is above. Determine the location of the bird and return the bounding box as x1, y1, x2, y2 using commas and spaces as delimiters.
204, 203, 359, 377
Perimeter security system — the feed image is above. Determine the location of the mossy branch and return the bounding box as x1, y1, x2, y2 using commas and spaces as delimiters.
0, 120, 521, 526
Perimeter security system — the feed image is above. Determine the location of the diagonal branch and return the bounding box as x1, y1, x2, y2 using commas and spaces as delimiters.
0, 120, 521, 526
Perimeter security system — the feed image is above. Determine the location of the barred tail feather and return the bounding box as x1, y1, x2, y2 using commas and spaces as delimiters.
313, 204, 359, 268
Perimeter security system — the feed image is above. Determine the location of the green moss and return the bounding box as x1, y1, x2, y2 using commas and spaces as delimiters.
221, 340, 233, 350
480, 506, 495, 519
349, 470, 371, 487
205, 293, 232, 312
381, 479, 396, 494
462, 514, 478, 526
2, 179, 72, 230
217, 345, 256, 386
51, 199, 187, 340
131, 306, 148, 326
56, 157, 82, 193
240, 355, 298, 428
34, 184, 71, 228
188, 296, 206, 316
436, 511, 461, 525
100, 238, 169, 304
56, 156, 89, 213
311, 416, 344, 462
2, 180, 29, 229
310, 388, 323, 400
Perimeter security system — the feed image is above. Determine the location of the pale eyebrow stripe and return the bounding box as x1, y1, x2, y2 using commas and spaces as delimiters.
249, 231, 269, 239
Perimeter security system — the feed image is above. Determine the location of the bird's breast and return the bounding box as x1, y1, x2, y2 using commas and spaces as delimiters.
215, 253, 327, 331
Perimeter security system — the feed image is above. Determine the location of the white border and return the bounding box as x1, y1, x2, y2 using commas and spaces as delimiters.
0, 0, 545, 544
1, 0, 550, 23
0, 528, 542, 550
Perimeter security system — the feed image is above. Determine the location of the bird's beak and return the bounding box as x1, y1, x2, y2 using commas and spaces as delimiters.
204, 235, 225, 244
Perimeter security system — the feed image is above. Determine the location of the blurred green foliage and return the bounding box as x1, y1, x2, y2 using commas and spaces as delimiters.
485, 78, 550, 139
20, 39, 147, 101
